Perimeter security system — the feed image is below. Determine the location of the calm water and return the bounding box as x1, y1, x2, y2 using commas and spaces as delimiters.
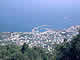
0, 0, 80, 32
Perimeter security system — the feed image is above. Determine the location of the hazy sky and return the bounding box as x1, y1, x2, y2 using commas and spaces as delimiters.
0, 0, 80, 31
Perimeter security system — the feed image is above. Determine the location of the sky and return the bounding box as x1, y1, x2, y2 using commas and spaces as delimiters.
0, 0, 80, 32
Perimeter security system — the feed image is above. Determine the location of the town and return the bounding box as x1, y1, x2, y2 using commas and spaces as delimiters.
0, 25, 80, 51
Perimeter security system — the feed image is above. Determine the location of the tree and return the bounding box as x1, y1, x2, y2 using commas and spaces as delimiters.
54, 30, 80, 60
21, 43, 29, 54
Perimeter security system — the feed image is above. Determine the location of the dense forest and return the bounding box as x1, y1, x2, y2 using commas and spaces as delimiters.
0, 32, 80, 60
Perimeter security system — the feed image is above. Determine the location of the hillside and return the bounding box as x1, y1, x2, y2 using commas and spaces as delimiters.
0, 25, 80, 51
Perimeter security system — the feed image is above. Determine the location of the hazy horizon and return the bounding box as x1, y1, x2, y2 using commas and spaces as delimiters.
0, 0, 80, 32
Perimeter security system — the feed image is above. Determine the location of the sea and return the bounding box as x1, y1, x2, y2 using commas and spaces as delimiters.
0, 0, 80, 32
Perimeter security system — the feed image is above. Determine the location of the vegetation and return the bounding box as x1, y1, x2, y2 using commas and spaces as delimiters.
53, 31, 80, 60
0, 31, 80, 60
0, 43, 54, 60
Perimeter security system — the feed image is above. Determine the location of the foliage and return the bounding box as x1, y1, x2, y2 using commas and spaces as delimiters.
53, 32, 80, 60
0, 31, 80, 60
0, 43, 54, 60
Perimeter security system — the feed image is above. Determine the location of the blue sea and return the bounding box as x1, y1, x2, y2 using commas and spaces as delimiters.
0, 0, 80, 32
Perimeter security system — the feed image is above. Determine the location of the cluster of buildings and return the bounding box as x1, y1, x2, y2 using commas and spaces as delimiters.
0, 25, 80, 51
